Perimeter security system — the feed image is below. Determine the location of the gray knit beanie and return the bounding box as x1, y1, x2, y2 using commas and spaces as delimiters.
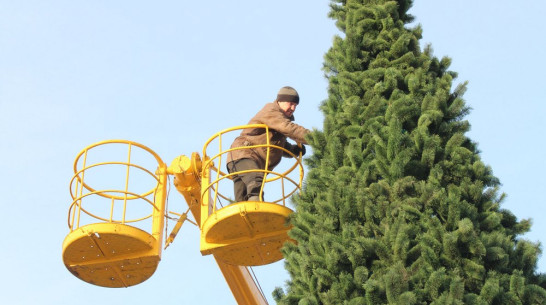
276, 86, 299, 104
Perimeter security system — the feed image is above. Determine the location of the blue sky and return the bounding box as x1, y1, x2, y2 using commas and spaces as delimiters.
1, 1, 545, 304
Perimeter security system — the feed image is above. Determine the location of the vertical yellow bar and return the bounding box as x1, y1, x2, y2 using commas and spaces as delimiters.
69, 176, 79, 230
200, 157, 211, 228
213, 132, 223, 209
122, 144, 132, 224
152, 164, 167, 256
109, 197, 115, 222
76, 149, 88, 229
281, 177, 286, 206
259, 126, 270, 200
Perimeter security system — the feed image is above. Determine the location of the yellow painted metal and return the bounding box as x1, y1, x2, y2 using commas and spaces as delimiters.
62, 127, 303, 303
201, 201, 293, 266
199, 124, 303, 266
169, 152, 269, 305
215, 259, 268, 305
164, 212, 188, 249
168, 153, 203, 223
62, 223, 160, 288
62, 140, 167, 287
201, 124, 304, 208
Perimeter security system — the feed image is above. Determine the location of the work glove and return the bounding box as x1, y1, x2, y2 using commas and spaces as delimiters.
290, 144, 306, 157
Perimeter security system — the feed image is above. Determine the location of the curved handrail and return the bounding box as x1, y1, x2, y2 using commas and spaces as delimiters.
69, 161, 159, 201
72, 139, 164, 197
67, 139, 167, 234
201, 124, 304, 212
67, 188, 159, 229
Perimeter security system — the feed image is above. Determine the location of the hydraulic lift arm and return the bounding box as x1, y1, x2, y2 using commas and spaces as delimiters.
167, 154, 268, 305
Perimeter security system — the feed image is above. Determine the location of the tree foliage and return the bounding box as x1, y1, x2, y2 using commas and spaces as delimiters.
274, 1, 546, 304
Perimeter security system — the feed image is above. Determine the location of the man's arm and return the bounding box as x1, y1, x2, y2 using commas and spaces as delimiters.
258, 103, 310, 144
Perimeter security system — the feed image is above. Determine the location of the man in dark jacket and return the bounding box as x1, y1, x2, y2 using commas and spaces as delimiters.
226, 86, 310, 202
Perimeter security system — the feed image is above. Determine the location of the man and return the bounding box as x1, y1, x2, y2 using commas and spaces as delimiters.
226, 86, 310, 202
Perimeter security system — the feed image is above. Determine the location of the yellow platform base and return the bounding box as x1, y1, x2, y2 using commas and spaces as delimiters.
62, 223, 160, 288
201, 201, 293, 266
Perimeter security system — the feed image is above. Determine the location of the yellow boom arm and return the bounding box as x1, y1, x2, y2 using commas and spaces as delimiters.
168, 154, 268, 305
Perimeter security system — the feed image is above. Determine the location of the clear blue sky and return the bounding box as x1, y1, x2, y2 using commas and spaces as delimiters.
1, 1, 545, 304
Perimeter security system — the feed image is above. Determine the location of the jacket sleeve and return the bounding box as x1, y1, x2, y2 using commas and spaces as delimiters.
256, 103, 310, 144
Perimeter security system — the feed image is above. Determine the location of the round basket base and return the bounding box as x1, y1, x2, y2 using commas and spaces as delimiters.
62, 223, 159, 287
203, 201, 293, 266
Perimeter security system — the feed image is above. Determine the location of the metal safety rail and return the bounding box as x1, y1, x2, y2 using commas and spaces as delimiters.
62, 126, 305, 304
62, 140, 167, 287
201, 124, 304, 214
198, 124, 304, 266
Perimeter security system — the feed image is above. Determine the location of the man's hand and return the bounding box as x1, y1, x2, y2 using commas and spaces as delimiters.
290, 144, 306, 156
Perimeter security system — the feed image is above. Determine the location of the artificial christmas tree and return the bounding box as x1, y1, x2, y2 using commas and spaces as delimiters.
274, 1, 546, 304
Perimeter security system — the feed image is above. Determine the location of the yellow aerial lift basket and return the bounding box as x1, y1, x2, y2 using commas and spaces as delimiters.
62, 140, 167, 288
198, 124, 304, 266
61, 125, 305, 304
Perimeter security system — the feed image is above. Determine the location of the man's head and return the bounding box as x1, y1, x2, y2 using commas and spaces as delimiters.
276, 86, 299, 117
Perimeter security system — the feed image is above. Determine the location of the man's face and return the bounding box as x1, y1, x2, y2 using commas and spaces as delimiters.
278, 101, 298, 117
